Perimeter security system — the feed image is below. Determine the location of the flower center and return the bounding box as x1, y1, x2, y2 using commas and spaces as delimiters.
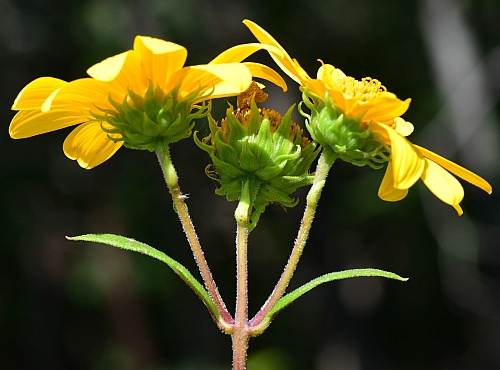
223, 82, 310, 148
336, 76, 387, 102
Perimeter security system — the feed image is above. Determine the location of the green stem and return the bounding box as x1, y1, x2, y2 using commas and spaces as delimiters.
232, 222, 250, 370
155, 142, 233, 330
249, 149, 336, 333
232, 180, 252, 370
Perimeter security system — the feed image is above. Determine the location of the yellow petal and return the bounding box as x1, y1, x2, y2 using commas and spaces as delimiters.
242, 19, 310, 85
314, 63, 356, 113
63, 121, 122, 169
393, 117, 414, 137
242, 62, 287, 91
415, 145, 492, 194
317, 63, 346, 81
133, 36, 187, 91
452, 204, 464, 215
358, 96, 411, 123
40, 78, 116, 115
421, 158, 464, 215
88, 50, 145, 94
378, 161, 409, 201
167, 63, 252, 100
12, 77, 68, 110
306, 79, 328, 100
9, 108, 85, 139
41, 89, 62, 112
376, 124, 425, 189
87, 52, 129, 81
210, 43, 284, 64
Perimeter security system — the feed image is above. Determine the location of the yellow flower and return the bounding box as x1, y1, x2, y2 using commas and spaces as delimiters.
243, 19, 492, 214
10, 35, 287, 169
243, 20, 410, 126
310, 63, 411, 124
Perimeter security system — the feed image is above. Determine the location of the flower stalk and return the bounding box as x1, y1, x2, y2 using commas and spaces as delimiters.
155, 141, 233, 330
250, 148, 336, 332
233, 185, 251, 369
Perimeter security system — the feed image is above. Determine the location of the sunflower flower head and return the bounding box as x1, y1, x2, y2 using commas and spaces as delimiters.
243, 19, 492, 214
195, 82, 319, 229
303, 64, 492, 213
9, 33, 290, 169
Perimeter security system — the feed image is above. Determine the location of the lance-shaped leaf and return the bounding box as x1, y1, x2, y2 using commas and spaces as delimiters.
252, 268, 407, 334
67, 233, 220, 321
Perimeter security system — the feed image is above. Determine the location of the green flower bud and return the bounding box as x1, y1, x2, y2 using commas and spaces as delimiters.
301, 88, 390, 169
195, 84, 319, 230
92, 82, 209, 151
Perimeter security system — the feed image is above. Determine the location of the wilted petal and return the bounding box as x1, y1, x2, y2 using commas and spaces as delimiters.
416, 145, 492, 194
378, 162, 409, 201
12, 77, 67, 110
63, 121, 122, 169
133, 36, 187, 91
421, 158, 464, 215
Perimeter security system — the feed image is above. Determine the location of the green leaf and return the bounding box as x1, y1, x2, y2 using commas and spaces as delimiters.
66, 233, 220, 320
269, 268, 407, 319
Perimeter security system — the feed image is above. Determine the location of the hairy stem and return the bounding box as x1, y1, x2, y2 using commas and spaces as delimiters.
232, 180, 252, 369
249, 150, 336, 332
232, 222, 250, 370
155, 142, 233, 330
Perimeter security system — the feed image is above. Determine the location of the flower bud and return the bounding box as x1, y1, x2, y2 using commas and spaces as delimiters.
195, 83, 319, 229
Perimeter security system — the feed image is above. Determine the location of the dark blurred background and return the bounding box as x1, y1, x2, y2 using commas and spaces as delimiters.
1, 0, 499, 369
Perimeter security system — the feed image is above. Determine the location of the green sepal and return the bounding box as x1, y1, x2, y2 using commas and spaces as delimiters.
214, 179, 242, 200
214, 137, 240, 167
91, 82, 210, 151
66, 233, 221, 322
301, 89, 391, 169
251, 268, 407, 335
254, 163, 286, 182
225, 107, 246, 148
254, 119, 273, 158
240, 143, 260, 172
195, 101, 321, 229
211, 155, 245, 179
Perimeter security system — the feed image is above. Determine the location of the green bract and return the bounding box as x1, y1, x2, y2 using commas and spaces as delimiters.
195, 102, 319, 230
94, 82, 210, 151
301, 88, 390, 169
